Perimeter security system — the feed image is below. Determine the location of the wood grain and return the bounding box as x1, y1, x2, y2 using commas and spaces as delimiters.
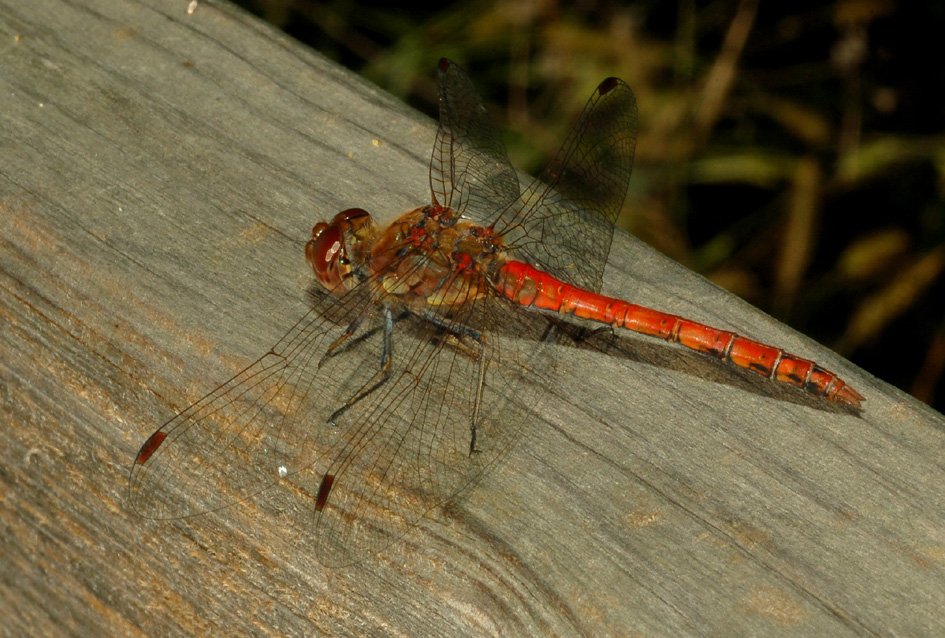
2, 1, 943, 636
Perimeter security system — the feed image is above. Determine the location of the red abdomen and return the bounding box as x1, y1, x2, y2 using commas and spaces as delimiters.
494, 260, 864, 408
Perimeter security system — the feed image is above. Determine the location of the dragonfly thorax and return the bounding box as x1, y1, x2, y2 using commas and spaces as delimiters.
355, 205, 507, 307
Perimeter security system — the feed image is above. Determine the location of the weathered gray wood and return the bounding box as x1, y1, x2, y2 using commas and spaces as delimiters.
1, 1, 943, 636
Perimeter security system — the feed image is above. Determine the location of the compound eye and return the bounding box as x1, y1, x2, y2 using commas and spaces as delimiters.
306, 222, 345, 288
306, 208, 372, 290
310, 221, 329, 243
334, 207, 370, 224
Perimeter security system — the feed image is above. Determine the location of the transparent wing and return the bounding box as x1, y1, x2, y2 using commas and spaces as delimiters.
127, 279, 384, 520
309, 270, 556, 567
129, 250, 555, 566
432, 59, 637, 294
430, 58, 521, 220
496, 77, 638, 293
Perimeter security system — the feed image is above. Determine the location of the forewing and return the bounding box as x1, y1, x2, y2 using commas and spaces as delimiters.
127, 280, 386, 521
430, 58, 521, 221
494, 77, 638, 293
129, 253, 556, 566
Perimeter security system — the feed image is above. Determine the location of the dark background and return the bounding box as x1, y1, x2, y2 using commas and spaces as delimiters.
227, 0, 945, 412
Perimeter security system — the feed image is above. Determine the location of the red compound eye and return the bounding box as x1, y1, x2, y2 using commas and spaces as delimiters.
305, 208, 371, 290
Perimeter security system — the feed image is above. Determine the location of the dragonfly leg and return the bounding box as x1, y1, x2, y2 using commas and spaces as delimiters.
470, 335, 485, 455
420, 311, 485, 455
319, 302, 376, 366
327, 307, 394, 426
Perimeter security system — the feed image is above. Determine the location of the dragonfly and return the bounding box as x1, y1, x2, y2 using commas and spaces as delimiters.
129, 58, 863, 567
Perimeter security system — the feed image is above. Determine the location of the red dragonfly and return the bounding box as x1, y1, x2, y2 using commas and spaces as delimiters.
130, 58, 863, 566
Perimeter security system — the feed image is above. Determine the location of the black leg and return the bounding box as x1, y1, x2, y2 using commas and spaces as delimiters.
319, 302, 376, 368
327, 307, 394, 426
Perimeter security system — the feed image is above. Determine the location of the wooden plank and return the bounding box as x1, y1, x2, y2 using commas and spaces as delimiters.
1, 0, 943, 636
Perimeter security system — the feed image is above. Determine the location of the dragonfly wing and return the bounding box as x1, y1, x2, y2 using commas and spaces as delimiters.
495, 77, 638, 293
130, 260, 556, 566
312, 287, 557, 567
127, 280, 388, 521
430, 58, 520, 221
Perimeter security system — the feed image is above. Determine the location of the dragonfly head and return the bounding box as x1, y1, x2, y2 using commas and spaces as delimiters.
306, 208, 375, 291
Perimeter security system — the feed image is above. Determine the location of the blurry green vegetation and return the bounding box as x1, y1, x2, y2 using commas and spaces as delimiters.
232, 0, 945, 412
